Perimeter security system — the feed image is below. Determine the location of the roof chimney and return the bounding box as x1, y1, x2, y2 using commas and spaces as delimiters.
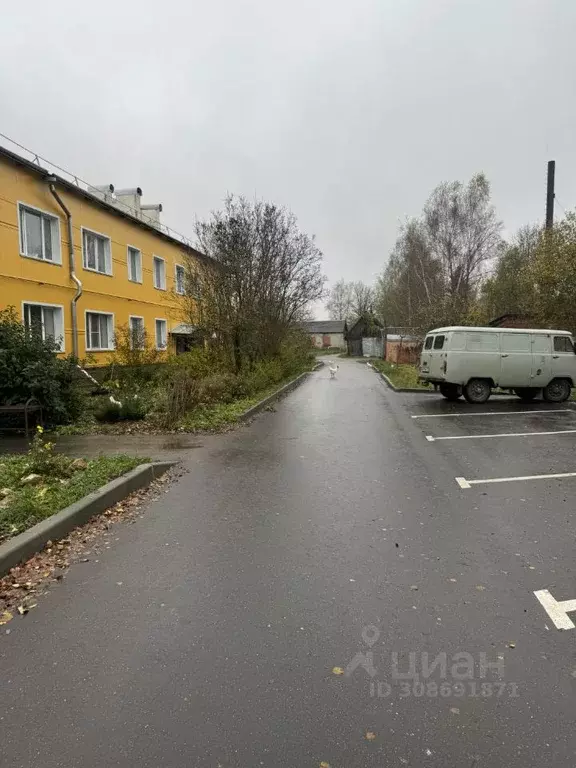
114, 187, 142, 217
88, 184, 115, 202
141, 203, 163, 226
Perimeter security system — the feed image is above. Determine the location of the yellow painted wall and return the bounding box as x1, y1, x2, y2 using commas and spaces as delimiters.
0, 155, 197, 363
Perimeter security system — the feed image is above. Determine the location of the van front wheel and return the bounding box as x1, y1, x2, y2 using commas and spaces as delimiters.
463, 379, 491, 404
543, 379, 572, 403
439, 383, 462, 401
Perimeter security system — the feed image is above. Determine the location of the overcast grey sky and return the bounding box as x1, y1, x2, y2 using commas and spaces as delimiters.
2, 0, 576, 317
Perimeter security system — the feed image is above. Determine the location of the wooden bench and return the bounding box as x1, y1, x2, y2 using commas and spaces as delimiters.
0, 398, 43, 438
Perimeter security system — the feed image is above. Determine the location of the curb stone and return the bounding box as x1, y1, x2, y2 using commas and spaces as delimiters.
374, 368, 526, 397
0, 461, 175, 577
239, 366, 321, 422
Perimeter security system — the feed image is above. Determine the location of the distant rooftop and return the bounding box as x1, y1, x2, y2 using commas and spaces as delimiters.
298, 320, 347, 334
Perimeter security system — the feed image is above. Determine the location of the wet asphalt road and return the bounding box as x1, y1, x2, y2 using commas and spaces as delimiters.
2, 358, 576, 766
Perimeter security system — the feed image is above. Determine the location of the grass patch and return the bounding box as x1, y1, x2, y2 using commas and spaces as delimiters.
371, 360, 431, 390
179, 377, 300, 431
0, 453, 143, 543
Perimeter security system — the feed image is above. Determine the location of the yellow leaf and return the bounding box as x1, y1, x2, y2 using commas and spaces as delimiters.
365, 731, 376, 741
0, 611, 13, 626
320, 763, 330, 768
332, 666, 344, 676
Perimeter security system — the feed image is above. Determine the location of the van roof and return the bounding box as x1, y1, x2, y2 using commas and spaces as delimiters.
427, 326, 572, 335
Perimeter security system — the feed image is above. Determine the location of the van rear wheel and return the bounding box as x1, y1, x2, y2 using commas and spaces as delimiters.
463, 379, 491, 404
439, 383, 462, 401
543, 379, 572, 403
514, 387, 539, 401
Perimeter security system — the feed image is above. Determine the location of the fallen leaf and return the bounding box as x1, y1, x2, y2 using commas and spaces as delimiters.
17, 605, 28, 615
365, 731, 376, 741
332, 666, 344, 676
0, 610, 13, 625
449, 578, 457, 583
508, 642, 516, 649
450, 707, 460, 715
410, 585, 419, 591
320, 763, 330, 768
475, 585, 485, 591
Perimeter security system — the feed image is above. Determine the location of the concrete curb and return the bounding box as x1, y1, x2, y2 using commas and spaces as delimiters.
376, 370, 436, 394
0, 461, 175, 577
375, 369, 521, 397
239, 367, 319, 422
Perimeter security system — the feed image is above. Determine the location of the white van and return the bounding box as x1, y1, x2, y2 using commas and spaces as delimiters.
419, 326, 576, 403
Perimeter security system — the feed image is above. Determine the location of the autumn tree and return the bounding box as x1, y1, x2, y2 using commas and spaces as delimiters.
185, 195, 325, 370
529, 213, 576, 332
480, 225, 540, 321
376, 173, 503, 331
325, 280, 375, 322
325, 280, 353, 321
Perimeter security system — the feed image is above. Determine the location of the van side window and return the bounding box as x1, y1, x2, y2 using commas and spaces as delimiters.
424, 336, 433, 350
466, 332, 498, 351
532, 335, 549, 354
502, 333, 530, 353
449, 333, 466, 351
433, 335, 445, 350
554, 336, 574, 353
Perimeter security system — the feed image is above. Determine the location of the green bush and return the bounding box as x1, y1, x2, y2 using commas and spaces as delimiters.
0, 307, 82, 424
199, 373, 238, 404
95, 395, 147, 423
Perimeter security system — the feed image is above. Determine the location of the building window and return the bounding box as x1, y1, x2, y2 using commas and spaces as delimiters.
18, 203, 61, 263
153, 256, 166, 290
127, 246, 142, 282
23, 303, 64, 351
86, 311, 114, 351
175, 264, 186, 294
129, 316, 145, 349
82, 228, 112, 275
155, 319, 168, 350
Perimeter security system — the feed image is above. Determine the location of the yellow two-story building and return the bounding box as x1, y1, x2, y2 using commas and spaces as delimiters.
0, 143, 208, 364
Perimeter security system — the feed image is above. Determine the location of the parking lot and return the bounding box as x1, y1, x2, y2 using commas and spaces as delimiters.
394, 388, 576, 635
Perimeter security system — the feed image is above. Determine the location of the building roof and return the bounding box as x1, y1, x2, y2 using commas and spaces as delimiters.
171, 323, 199, 335
298, 320, 347, 334
0, 142, 212, 267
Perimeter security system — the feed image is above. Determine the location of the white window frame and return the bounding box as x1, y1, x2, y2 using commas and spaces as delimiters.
21, 301, 65, 352
85, 310, 115, 352
174, 263, 186, 295
127, 245, 143, 283
155, 318, 168, 350
128, 315, 146, 350
81, 226, 113, 276
17, 202, 62, 264
153, 255, 166, 290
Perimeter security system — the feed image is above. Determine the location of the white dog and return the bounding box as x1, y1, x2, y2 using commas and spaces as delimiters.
329, 362, 339, 379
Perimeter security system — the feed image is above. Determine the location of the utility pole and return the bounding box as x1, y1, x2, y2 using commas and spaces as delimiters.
545, 160, 556, 230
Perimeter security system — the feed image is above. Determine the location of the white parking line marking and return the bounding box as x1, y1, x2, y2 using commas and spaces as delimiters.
426, 429, 576, 442
412, 409, 571, 419
534, 589, 576, 630
455, 471, 576, 489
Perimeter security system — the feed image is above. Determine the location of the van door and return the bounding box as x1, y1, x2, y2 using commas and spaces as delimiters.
429, 333, 446, 379
551, 335, 576, 383
420, 334, 434, 378
531, 334, 551, 388
499, 333, 531, 387
464, 331, 501, 384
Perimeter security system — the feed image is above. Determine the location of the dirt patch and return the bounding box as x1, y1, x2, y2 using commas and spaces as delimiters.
0, 464, 186, 630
